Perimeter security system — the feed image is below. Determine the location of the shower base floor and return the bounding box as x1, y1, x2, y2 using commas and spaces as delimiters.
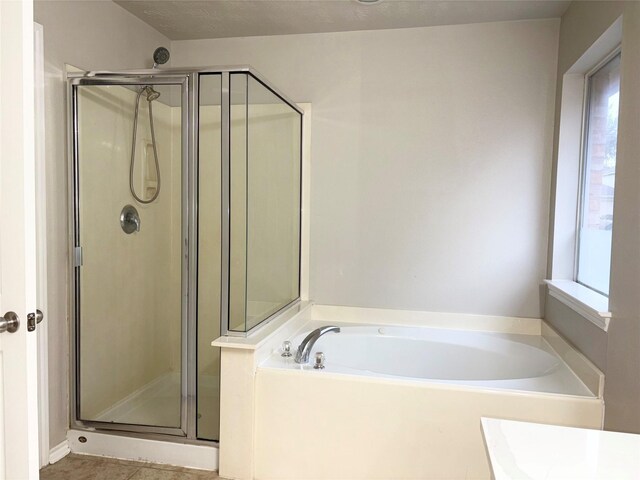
94, 372, 220, 440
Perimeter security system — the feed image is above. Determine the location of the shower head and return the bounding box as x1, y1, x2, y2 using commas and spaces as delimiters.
153, 47, 170, 67
143, 86, 161, 102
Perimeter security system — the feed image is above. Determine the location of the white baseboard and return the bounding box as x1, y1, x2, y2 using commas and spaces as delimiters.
49, 440, 71, 464
67, 430, 218, 471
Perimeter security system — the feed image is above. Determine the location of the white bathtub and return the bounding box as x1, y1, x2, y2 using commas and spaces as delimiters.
263, 325, 592, 396
253, 318, 604, 480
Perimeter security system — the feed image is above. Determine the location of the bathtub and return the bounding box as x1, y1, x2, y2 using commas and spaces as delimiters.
262, 325, 592, 396
252, 318, 604, 480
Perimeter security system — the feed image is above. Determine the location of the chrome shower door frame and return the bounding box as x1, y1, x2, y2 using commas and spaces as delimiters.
68, 73, 195, 438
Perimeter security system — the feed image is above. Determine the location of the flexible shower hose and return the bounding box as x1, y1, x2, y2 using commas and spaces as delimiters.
130, 87, 161, 204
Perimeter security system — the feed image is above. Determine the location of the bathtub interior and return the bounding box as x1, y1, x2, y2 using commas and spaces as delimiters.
260, 320, 596, 398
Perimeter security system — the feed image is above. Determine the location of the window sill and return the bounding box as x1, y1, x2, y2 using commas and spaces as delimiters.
544, 280, 610, 332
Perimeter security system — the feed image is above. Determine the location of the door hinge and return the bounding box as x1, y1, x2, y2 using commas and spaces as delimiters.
74, 246, 83, 267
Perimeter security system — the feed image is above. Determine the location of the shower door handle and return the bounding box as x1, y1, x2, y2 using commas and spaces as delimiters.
0, 311, 20, 334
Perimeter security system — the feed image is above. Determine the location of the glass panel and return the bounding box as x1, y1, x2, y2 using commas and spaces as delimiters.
197, 74, 222, 440
77, 83, 183, 429
229, 73, 248, 332
245, 75, 301, 331
228, 73, 302, 333
577, 54, 621, 295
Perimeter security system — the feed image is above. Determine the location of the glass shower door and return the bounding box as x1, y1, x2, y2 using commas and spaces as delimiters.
73, 78, 187, 434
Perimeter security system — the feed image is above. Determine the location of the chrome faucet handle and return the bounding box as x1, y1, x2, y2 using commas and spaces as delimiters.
281, 340, 293, 357
313, 352, 325, 369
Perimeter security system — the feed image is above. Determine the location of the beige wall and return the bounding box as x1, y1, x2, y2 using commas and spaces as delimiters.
545, 296, 608, 371
543, 0, 640, 433
34, 0, 171, 447
172, 19, 560, 319
76, 85, 181, 419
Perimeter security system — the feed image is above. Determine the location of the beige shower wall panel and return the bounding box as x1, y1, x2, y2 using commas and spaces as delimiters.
78, 85, 182, 418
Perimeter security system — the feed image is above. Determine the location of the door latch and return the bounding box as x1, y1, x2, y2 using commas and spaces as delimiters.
27, 309, 44, 332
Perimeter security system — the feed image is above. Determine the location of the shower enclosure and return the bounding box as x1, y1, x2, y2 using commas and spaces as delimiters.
68, 68, 302, 442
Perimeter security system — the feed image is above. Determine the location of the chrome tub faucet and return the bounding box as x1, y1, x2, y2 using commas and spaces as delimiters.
294, 326, 341, 364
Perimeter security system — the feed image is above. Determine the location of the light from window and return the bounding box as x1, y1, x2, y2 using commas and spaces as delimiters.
577, 53, 621, 296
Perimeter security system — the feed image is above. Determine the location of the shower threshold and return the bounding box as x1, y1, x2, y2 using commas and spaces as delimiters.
66, 429, 218, 471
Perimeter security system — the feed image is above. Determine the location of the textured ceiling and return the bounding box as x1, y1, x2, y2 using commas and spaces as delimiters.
113, 0, 570, 41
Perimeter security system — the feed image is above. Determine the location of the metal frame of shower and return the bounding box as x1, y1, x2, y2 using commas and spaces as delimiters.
67, 67, 304, 442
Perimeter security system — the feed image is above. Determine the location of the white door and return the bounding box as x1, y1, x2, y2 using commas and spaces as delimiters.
0, 0, 40, 479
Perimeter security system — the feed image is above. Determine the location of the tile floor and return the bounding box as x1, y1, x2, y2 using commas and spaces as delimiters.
39, 454, 220, 480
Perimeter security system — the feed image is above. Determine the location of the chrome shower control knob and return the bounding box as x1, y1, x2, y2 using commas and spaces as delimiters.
314, 352, 325, 369
120, 205, 141, 234
281, 340, 292, 357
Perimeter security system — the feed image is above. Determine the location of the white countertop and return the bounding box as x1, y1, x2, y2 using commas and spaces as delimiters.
481, 418, 640, 479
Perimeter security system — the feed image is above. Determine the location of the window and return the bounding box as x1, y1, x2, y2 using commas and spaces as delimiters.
576, 52, 621, 296
547, 21, 621, 330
